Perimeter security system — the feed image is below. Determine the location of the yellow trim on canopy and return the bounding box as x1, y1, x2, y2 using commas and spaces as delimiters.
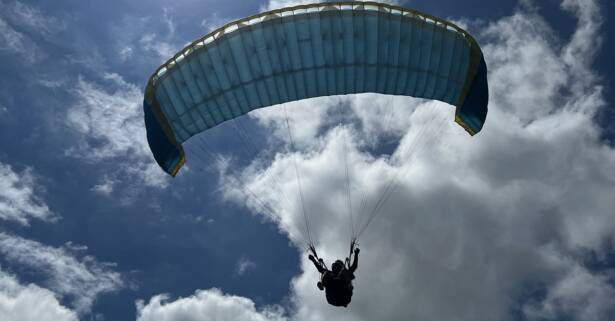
170, 156, 186, 177
454, 114, 477, 136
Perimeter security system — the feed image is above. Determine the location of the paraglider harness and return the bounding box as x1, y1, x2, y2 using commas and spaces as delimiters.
309, 240, 358, 306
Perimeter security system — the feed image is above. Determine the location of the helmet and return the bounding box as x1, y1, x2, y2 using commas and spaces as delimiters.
332, 260, 344, 274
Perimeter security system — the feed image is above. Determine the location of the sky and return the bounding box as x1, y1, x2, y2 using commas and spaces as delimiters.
0, 0, 614, 321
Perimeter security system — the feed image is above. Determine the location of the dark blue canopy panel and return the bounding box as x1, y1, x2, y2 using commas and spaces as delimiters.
143, 2, 489, 176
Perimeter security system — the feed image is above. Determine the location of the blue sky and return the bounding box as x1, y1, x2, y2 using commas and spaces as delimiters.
1, 1, 614, 321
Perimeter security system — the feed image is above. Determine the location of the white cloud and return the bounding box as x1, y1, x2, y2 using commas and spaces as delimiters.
37, 79, 65, 89
90, 176, 116, 196
111, 10, 184, 65
67, 73, 147, 159
200, 12, 233, 32
349, 93, 431, 145
139, 33, 178, 62
162, 7, 176, 38
235, 257, 256, 276
66, 73, 168, 188
250, 96, 338, 149
0, 163, 55, 225
118, 46, 133, 61
523, 250, 615, 321
0, 233, 123, 314
5, 1, 66, 36
0, 270, 78, 321
561, 0, 602, 77
137, 8, 183, 62
0, 17, 38, 61
0, 1, 65, 62
136, 289, 286, 321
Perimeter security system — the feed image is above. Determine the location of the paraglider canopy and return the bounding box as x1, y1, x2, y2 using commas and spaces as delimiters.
143, 1, 488, 176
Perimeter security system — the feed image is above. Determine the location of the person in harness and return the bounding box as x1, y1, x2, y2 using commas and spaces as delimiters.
308, 245, 360, 307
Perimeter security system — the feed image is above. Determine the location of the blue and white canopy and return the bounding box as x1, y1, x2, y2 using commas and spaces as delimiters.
143, 1, 489, 176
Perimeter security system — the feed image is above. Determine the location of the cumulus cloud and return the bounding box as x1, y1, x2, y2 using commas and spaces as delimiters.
523, 252, 615, 321
0, 163, 55, 225
66, 73, 168, 188
137, 0, 615, 320
250, 96, 339, 149
0, 233, 123, 314
136, 288, 286, 321
0, 270, 78, 321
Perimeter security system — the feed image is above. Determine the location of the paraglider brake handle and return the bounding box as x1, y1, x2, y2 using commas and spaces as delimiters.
350, 239, 359, 254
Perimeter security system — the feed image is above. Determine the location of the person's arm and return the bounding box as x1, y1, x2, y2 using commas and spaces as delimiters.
349, 248, 359, 273
309, 255, 327, 274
